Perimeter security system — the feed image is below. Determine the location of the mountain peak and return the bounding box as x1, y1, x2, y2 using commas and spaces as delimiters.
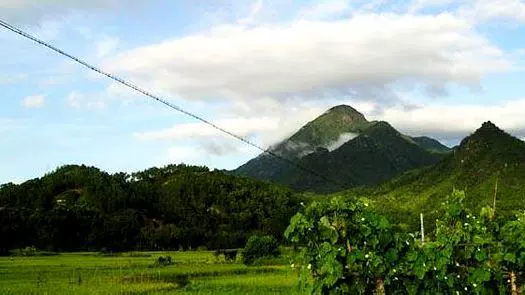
323, 104, 367, 122
466, 121, 508, 143
456, 121, 525, 165
284, 104, 371, 148
479, 121, 501, 132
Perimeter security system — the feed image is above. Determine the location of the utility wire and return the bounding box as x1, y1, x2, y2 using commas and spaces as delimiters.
0, 18, 343, 187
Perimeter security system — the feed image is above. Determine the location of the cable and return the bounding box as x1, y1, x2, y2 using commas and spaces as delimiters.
0, 18, 343, 188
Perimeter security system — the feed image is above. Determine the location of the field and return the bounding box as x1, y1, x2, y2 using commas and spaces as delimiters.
0, 251, 302, 294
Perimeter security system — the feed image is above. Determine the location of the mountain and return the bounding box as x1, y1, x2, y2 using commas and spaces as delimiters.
278, 121, 445, 192
362, 121, 525, 230
286, 105, 374, 150
234, 105, 449, 192
234, 105, 376, 182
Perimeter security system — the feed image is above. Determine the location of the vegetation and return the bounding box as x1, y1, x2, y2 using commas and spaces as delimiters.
3, 104, 525, 294
356, 121, 525, 231
285, 191, 525, 294
0, 164, 300, 254
242, 235, 280, 265
280, 121, 446, 193
0, 250, 299, 294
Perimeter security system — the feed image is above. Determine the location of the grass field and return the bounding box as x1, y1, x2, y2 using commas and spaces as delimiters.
0, 251, 303, 294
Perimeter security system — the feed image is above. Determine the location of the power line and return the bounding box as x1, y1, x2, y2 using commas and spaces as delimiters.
0, 18, 343, 188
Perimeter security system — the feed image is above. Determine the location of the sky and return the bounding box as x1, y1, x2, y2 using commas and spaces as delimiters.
1, 0, 525, 184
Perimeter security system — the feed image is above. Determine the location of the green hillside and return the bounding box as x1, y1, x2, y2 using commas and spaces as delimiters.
352, 121, 525, 231
280, 121, 445, 193
0, 164, 300, 254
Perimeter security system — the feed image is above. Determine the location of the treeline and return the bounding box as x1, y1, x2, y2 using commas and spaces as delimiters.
0, 164, 300, 254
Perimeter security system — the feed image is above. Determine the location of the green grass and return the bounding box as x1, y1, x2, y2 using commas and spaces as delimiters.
0, 251, 301, 294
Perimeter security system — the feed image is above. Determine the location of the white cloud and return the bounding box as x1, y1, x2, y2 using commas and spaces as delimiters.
106, 13, 509, 105
135, 97, 525, 159
465, 0, 525, 23
0, 73, 27, 85
66, 91, 106, 110
372, 99, 525, 140
326, 132, 359, 151
409, 0, 525, 23
134, 117, 280, 142
106, 82, 140, 101
22, 95, 46, 108
167, 143, 256, 167
408, 0, 458, 13
96, 36, 120, 58
133, 101, 369, 155
167, 146, 203, 164
297, 0, 352, 20
238, 0, 264, 24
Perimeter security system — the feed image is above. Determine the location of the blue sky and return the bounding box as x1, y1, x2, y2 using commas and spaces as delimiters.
1, 0, 525, 184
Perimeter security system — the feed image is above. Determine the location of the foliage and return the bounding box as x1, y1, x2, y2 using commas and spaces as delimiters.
242, 235, 280, 265
285, 190, 525, 294
0, 164, 300, 253
285, 196, 407, 293
152, 255, 173, 267
10, 246, 59, 257
214, 249, 239, 262
357, 121, 525, 232
0, 251, 300, 294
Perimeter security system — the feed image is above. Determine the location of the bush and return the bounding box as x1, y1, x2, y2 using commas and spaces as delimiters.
10, 246, 59, 257
242, 235, 280, 265
214, 249, 238, 262
196, 245, 208, 251
149, 255, 172, 267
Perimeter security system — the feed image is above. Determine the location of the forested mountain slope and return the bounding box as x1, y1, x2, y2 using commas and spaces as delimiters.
0, 164, 300, 254
352, 121, 525, 230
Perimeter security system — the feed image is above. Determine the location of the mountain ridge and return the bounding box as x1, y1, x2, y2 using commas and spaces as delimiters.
359, 121, 525, 230
234, 104, 450, 192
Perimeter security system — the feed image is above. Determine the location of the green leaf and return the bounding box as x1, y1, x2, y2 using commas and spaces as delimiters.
319, 216, 339, 243
504, 253, 516, 263
474, 250, 488, 262
469, 268, 491, 284
385, 249, 399, 265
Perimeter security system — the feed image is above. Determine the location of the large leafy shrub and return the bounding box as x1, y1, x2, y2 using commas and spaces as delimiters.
242, 235, 280, 265
285, 191, 525, 294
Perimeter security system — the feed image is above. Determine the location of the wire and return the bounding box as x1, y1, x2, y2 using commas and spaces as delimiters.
0, 18, 343, 188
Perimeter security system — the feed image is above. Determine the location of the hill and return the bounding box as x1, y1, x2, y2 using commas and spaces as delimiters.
357, 121, 525, 230
234, 105, 449, 192
0, 164, 300, 254
234, 105, 375, 181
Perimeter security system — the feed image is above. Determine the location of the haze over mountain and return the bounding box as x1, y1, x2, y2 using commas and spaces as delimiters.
234, 105, 451, 192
